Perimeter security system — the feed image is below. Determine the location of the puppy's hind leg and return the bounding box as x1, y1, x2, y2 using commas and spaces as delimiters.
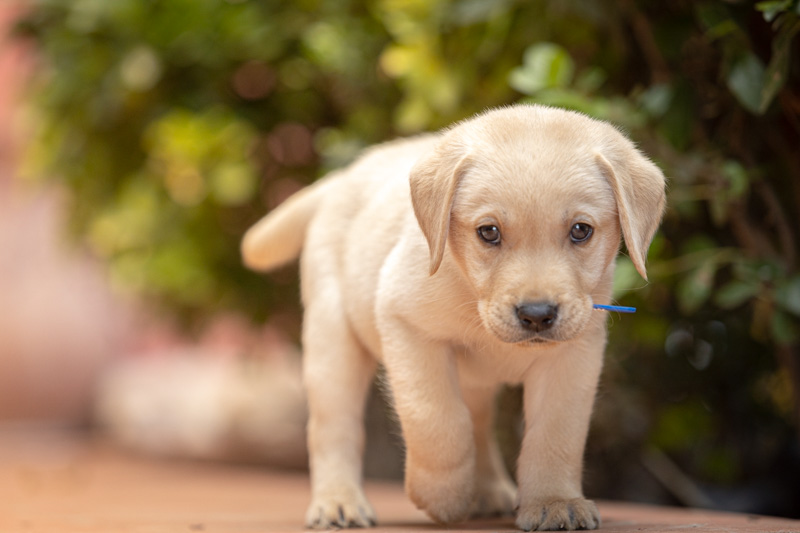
463, 385, 518, 518
302, 296, 377, 529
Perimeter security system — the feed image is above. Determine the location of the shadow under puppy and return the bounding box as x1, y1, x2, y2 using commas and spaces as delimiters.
242, 104, 666, 531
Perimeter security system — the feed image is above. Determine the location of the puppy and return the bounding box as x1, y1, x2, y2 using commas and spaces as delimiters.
242, 105, 666, 531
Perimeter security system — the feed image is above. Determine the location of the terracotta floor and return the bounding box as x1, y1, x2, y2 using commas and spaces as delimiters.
1, 428, 798, 533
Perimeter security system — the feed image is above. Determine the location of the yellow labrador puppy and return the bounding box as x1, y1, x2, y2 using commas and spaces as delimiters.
242, 105, 666, 531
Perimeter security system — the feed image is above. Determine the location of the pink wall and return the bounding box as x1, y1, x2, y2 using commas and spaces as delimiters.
0, 2, 129, 423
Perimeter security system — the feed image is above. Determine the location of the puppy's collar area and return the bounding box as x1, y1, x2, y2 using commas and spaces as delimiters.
593, 304, 637, 313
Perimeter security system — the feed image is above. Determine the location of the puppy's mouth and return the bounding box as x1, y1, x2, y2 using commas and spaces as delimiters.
518, 335, 558, 347
483, 319, 560, 345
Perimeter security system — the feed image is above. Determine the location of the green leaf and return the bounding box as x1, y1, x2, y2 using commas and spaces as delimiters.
714, 280, 760, 309
709, 161, 751, 226
612, 256, 641, 299
119, 45, 162, 91
638, 84, 673, 118
771, 310, 798, 344
574, 66, 607, 93
658, 82, 694, 150
701, 447, 740, 484
756, 0, 794, 22
509, 43, 575, 95
650, 402, 714, 452
209, 162, 257, 206
681, 234, 718, 255
760, 15, 800, 112
722, 160, 750, 197
775, 276, 800, 316
697, 3, 740, 40
677, 261, 718, 314
727, 52, 766, 114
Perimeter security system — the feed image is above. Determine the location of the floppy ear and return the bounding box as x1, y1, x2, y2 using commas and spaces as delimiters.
595, 150, 666, 281
409, 140, 471, 275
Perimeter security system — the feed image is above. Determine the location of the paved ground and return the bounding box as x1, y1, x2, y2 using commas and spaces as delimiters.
1, 428, 798, 533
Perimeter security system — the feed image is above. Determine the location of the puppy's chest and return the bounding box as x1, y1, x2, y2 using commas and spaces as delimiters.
453, 343, 540, 387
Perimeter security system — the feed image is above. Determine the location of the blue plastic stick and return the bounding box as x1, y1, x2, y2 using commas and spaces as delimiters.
593, 304, 637, 313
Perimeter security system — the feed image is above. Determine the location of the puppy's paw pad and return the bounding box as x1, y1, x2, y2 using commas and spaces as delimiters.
472, 479, 518, 518
516, 498, 599, 531
305, 496, 376, 529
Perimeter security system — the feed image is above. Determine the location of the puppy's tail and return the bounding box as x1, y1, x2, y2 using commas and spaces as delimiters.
241, 178, 330, 272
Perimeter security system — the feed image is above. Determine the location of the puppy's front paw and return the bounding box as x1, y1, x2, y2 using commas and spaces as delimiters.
472, 478, 518, 518
516, 498, 599, 531
405, 455, 475, 524
305, 489, 376, 529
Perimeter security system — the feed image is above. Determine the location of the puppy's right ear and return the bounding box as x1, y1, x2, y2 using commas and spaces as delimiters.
409, 139, 470, 275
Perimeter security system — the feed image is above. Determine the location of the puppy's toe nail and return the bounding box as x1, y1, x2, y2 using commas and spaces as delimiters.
358, 506, 376, 527
306, 507, 323, 529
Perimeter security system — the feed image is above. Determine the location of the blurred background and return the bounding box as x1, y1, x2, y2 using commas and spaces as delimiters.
1, 0, 798, 520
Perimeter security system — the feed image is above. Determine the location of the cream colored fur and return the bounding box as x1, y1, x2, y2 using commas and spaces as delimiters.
242, 105, 666, 531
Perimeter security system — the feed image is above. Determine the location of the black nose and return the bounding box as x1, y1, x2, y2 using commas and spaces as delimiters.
516, 302, 558, 331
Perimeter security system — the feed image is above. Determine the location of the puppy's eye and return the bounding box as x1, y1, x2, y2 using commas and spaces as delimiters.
477, 225, 501, 245
570, 223, 593, 243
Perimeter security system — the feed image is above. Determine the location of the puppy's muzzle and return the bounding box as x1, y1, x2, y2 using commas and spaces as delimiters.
515, 301, 558, 332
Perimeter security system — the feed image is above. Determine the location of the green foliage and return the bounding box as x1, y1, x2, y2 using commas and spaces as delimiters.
17, 0, 399, 319
509, 43, 576, 95
15, 0, 800, 511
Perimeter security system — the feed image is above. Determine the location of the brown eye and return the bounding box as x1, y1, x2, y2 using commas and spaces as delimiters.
478, 225, 501, 245
570, 223, 593, 243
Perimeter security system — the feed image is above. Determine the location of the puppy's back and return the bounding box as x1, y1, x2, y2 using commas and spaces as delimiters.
242, 134, 438, 273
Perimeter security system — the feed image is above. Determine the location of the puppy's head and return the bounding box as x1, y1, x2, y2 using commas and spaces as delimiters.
410, 105, 666, 345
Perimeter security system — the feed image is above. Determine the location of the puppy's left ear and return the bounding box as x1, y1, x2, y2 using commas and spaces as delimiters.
410, 139, 471, 275
596, 148, 666, 281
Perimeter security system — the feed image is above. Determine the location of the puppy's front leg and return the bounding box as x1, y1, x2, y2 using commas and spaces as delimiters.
515, 344, 603, 531
380, 320, 476, 524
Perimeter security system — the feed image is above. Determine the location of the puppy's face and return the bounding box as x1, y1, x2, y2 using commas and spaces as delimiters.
447, 148, 620, 345
410, 105, 666, 346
